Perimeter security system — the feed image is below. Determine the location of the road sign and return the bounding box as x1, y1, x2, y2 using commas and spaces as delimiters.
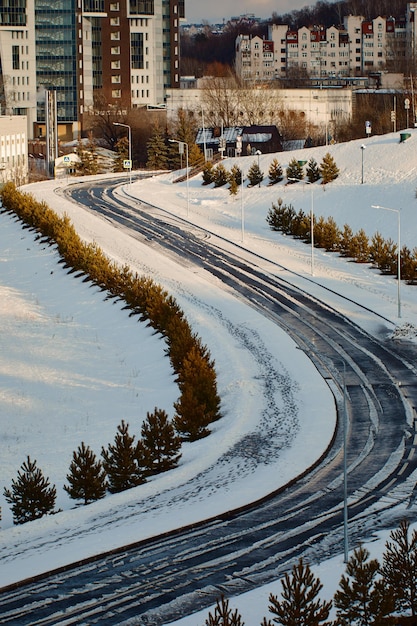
405, 98, 410, 109
391, 111, 396, 122
63, 155, 70, 164
123, 159, 132, 169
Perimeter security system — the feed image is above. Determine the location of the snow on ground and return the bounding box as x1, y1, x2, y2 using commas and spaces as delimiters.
1, 130, 417, 621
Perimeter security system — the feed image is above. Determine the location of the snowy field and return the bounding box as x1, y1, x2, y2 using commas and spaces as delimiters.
1, 130, 417, 622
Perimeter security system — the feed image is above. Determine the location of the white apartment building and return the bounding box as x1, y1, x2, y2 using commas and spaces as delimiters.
235, 5, 417, 82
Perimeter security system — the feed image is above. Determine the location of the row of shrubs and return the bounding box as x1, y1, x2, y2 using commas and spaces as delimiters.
4, 409, 183, 524
201, 153, 340, 194
267, 197, 417, 283
0, 182, 222, 442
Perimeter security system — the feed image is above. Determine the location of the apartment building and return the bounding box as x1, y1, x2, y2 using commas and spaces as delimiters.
0, 0, 184, 141
235, 5, 417, 82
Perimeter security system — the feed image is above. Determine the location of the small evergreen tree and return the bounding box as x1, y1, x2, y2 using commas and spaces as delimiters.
136, 407, 182, 476
75, 137, 99, 176
229, 176, 239, 196
247, 160, 264, 187
286, 158, 304, 182
333, 545, 394, 626
338, 224, 354, 257
64, 442, 107, 505
381, 519, 417, 617
348, 229, 369, 263
113, 136, 129, 173
202, 161, 215, 185
4, 456, 57, 525
205, 595, 245, 626
229, 164, 242, 186
268, 558, 332, 626
213, 163, 229, 187
306, 157, 321, 183
102, 420, 145, 493
268, 158, 283, 185
319, 152, 339, 184
146, 124, 168, 170
173, 346, 221, 441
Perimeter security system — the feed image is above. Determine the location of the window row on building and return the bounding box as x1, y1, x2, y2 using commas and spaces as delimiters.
235, 4, 417, 81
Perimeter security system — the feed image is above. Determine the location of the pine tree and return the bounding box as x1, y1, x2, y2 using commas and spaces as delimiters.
205, 595, 245, 626
338, 224, 354, 257
319, 152, 339, 184
381, 519, 417, 617
136, 407, 182, 476
146, 124, 168, 170
268, 558, 332, 626
202, 161, 215, 185
268, 158, 283, 185
169, 108, 203, 168
4, 456, 57, 525
247, 160, 264, 187
102, 420, 145, 493
113, 136, 129, 173
286, 158, 304, 182
306, 157, 321, 183
333, 545, 394, 626
213, 163, 229, 187
348, 229, 369, 263
173, 346, 221, 441
75, 137, 99, 176
229, 164, 242, 186
64, 442, 107, 505
229, 177, 239, 196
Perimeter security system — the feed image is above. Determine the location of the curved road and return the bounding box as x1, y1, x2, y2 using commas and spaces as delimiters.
1, 177, 417, 625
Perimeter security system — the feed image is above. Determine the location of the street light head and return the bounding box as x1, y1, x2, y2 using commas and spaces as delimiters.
361, 144, 366, 150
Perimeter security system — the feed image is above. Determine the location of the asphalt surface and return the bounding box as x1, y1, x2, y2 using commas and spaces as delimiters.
1, 177, 417, 625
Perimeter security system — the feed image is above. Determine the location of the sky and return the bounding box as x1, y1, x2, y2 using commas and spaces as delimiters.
184, 0, 310, 23
1, 131, 417, 623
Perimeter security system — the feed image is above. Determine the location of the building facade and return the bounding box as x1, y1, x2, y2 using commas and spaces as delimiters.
235, 6, 417, 82
0, 0, 184, 141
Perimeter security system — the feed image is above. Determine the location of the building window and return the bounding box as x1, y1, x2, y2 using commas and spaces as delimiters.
12, 45, 19, 70
111, 46, 120, 54
112, 89, 121, 98
131, 32, 144, 69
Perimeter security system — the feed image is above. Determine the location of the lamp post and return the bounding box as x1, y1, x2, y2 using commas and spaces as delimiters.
297, 347, 349, 562
256, 149, 262, 187
240, 172, 245, 243
169, 139, 189, 217
360, 144, 366, 184
113, 122, 132, 187
372, 205, 401, 318
341, 357, 348, 564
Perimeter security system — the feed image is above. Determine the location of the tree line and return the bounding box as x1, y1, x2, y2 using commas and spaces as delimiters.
0, 182, 222, 523
203, 519, 417, 625
266, 188, 417, 284
3, 409, 182, 524
201, 152, 339, 194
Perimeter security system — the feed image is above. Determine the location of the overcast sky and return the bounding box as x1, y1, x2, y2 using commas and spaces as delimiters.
185, 0, 312, 23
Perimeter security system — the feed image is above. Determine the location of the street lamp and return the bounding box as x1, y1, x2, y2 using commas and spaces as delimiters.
256, 149, 262, 187
341, 357, 348, 564
240, 172, 245, 243
297, 347, 349, 562
360, 144, 366, 184
113, 122, 132, 187
372, 205, 401, 318
169, 139, 189, 217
